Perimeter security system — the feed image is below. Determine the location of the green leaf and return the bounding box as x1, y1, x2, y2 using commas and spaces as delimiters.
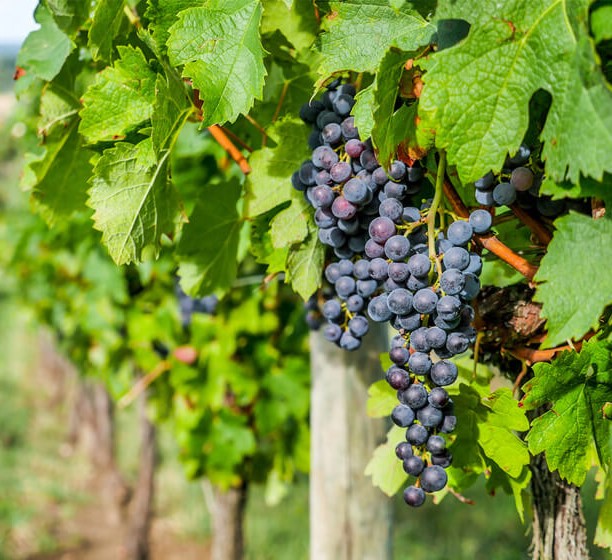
285, 226, 325, 299
27, 122, 92, 226
595, 474, 612, 552
352, 83, 375, 141
270, 191, 310, 248
45, 0, 90, 36
366, 379, 398, 418
88, 0, 126, 62
151, 71, 193, 154
89, 139, 181, 264
370, 48, 423, 167
245, 117, 311, 217
177, 180, 243, 296
365, 425, 408, 496
167, 0, 266, 126
250, 213, 289, 274
145, 0, 202, 51
318, 1, 434, 77
17, 5, 75, 81
485, 464, 532, 524
534, 212, 612, 346
420, 0, 612, 183
592, 4, 612, 43
522, 340, 612, 485
261, 0, 318, 53
79, 46, 158, 144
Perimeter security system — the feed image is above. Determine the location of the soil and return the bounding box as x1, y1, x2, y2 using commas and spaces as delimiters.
26, 478, 211, 560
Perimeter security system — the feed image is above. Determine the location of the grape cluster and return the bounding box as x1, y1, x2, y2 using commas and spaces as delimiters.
293, 81, 426, 351
364, 202, 487, 506
175, 281, 219, 328
473, 144, 570, 217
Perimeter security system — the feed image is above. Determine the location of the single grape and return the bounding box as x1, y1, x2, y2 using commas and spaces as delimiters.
465, 254, 483, 275
447, 220, 473, 246
408, 253, 432, 278
430, 360, 459, 386
475, 188, 495, 206
426, 435, 446, 455
493, 182, 517, 206
337, 218, 360, 235
353, 259, 371, 280
312, 145, 339, 169
416, 405, 443, 428
407, 275, 429, 292
345, 139, 366, 158
384, 181, 407, 199
420, 466, 448, 493
331, 196, 358, 220
430, 451, 453, 468
323, 323, 342, 342
446, 332, 469, 354
388, 262, 410, 282
403, 206, 421, 223
428, 387, 450, 409
322, 299, 342, 321
439, 268, 465, 295
442, 246, 470, 270
318, 227, 345, 248
324, 262, 341, 283
409, 327, 430, 353
395, 441, 413, 460
412, 289, 438, 314
425, 327, 447, 349
406, 423, 429, 446
379, 197, 404, 222
390, 346, 410, 366
392, 404, 416, 427
333, 93, 355, 116
299, 161, 317, 186
440, 415, 457, 433
386, 366, 411, 390
314, 208, 337, 228
364, 239, 385, 259
360, 150, 379, 171
474, 171, 495, 190
369, 217, 396, 244
341, 116, 359, 140
397, 313, 422, 332
510, 166, 534, 191
348, 315, 369, 337
336, 276, 356, 298
340, 330, 361, 351
299, 100, 325, 123
346, 294, 365, 313
468, 209, 492, 233
384, 235, 411, 261
403, 383, 428, 409
387, 288, 414, 315
403, 485, 426, 507
368, 294, 393, 322
343, 178, 370, 205
311, 185, 335, 208
460, 273, 480, 301
436, 295, 462, 321
369, 257, 389, 281
408, 352, 432, 376
330, 161, 352, 183
316, 110, 341, 129
403, 455, 425, 476
356, 279, 378, 298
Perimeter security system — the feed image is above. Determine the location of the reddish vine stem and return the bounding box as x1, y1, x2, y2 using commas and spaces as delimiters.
118, 361, 171, 408
208, 125, 252, 175
443, 179, 539, 281
509, 204, 553, 245
504, 341, 582, 365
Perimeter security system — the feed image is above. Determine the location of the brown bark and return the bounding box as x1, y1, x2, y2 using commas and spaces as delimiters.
530, 453, 590, 560
207, 483, 248, 560
123, 394, 157, 560
309, 323, 393, 560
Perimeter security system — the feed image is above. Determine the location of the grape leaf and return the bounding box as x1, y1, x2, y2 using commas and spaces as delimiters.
591, 4, 612, 43
145, 0, 201, 51
522, 340, 612, 485
167, 0, 266, 127
352, 83, 375, 141
17, 5, 75, 81
27, 121, 92, 226
261, 0, 318, 53
534, 212, 612, 346
245, 117, 311, 217
89, 139, 181, 264
45, 0, 90, 36
285, 226, 325, 300
88, 0, 126, 62
79, 46, 157, 144
364, 425, 408, 496
366, 379, 397, 418
595, 474, 612, 552
420, 0, 612, 184
250, 214, 289, 274
270, 191, 310, 248
318, 0, 434, 77
177, 180, 244, 296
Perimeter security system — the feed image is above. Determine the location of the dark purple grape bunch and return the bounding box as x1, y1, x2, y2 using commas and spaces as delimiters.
294, 81, 426, 351
364, 205, 487, 506
175, 281, 219, 329
473, 144, 570, 217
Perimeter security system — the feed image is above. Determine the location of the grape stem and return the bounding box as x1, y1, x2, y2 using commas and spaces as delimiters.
428, 150, 446, 278
208, 125, 252, 175
442, 178, 539, 281
118, 360, 171, 408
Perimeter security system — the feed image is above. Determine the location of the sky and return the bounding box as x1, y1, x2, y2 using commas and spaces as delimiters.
0, 0, 39, 45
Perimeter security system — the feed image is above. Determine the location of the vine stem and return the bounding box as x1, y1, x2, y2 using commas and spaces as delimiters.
208, 125, 252, 175
509, 204, 553, 245
443, 178, 539, 281
118, 360, 171, 408
428, 151, 446, 277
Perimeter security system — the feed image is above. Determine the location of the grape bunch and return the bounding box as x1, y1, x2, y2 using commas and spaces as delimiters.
473, 144, 573, 218
293, 81, 426, 351
175, 281, 219, 328
364, 202, 487, 506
